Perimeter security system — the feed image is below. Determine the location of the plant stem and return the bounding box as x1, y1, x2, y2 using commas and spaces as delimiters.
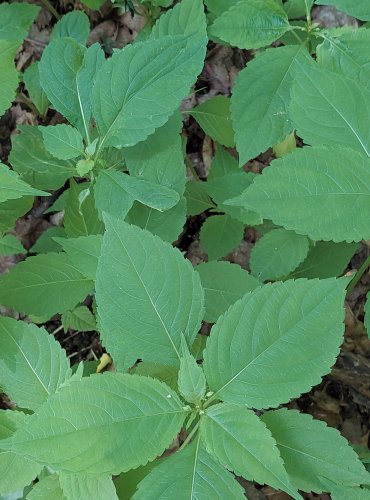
41, 0, 60, 19
346, 252, 370, 295
51, 324, 64, 335
179, 420, 200, 451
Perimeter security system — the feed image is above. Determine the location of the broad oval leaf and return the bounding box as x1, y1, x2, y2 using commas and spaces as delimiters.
199, 214, 244, 261
315, 0, 370, 21
261, 409, 370, 492
200, 403, 299, 498
51, 11, 90, 45
196, 261, 260, 323
0, 317, 71, 410
96, 216, 204, 371
291, 64, 370, 157
0, 234, 25, 256
236, 146, 370, 242
250, 228, 310, 282
0, 410, 42, 496
4, 373, 189, 474
92, 32, 206, 149
151, 0, 206, 38
0, 2, 40, 41
133, 437, 245, 499
0, 252, 93, 317
59, 472, 118, 500
203, 278, 346, 409
232, 45, 311, 164
209, 0, 291, 49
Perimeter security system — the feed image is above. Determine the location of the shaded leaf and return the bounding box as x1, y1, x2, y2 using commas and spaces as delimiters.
23, 62, 49, 115
0, 163, 48, 203
0, 234, 25, 256
190, 96, 234, 147
199, 215, 244, 260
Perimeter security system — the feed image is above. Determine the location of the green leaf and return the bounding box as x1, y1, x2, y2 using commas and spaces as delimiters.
81, 0, 106, 8
127, 197, 187, 243
196, 261, 260, 323
133, 363, 178, 390
189, 96, 235, 147
134, 437, 245, 499
40, 39, 104, 140
232, 45, 311, 164
0, 234, 25, 256
315, 0, 370, 21
40, 124, 84, 160
59, 472, 118, 500
0, 317, 71, 410
290, 241, 359, 279
52, 11, 90, 45
284, 0, 314, 18
185, 181, 214, 216
114, 462, 160, 500
250, 228, 310, 281
330, 486, 370, 500
208, 146, 239, 181
30, 226, 66, 254
124, 111, 186, 197
203, 278, 346, 409
92, 32, 206, 149
235, 146, 370, 242
317, 29, 370, 90
94, 170, 134, 219
291, 64, 370, 157
0, 2, 39, 41
27, 475, 65, 500
199, 215, 244, 260
0, 252, 93, 317
23, 62, 49, 115
0, 410, 41, 496
204, 0, 240, 17
0, 41, 20, 118
62, 305, 96, 332
54, 235, 102, 280
76, 158, 94, 177
200, 403, 299, 498
261, 408, 370, 492
0, 162, 48, 203
65, 180, 104, 238
209, 0, 291, 49
9, 126, 75, 190
96, 217, 204, 371
0, 196, 33, 235
178, 337, 206, 404
5, 373, 189, 474
151, 0, 206, 38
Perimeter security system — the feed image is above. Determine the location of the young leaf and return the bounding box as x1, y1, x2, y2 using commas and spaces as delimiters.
291, 64, 370, 157
23, 62, 49, 115
62, 305, 96, 332
290, 241, 359, 279
233, 146, 370, 242
196, 261, 260, 323
199, 214, 244, 261
151, 0, 206, 38
0, 317, 71, 410
0, 162, 48, 202
127, 197, 187, 243
250, 228, 310, 282
0, 234, 25, 256
0, 253, 93, 317
96, 217, 204, 370
185, 181, 215, 216
51, 11, 90, 45
315, 0, 370, 21
4, 373, 189, 474
189, 96, 235, 147
317, 29, 370, 90
203, 278, 347, 409
27, 474, 65, 500
200, 403, 299, 498
92, 32, 207, 149
232, 45, 311, 164
0, 411, 41, 496
134, 437, 245, 499
208, 146, 239, 181
9, 126, 75, 190
178, 336, 206, 404
261, 409, 370, 492
59, 472, 118, 500
64, 180, 104, 238
209, 0, 291, 49
54, 235, 102, 280
0, 2, 40, 41
40, 124, 84, 160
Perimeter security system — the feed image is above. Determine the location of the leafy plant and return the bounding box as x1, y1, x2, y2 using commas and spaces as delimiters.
1, 0, 370, 498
